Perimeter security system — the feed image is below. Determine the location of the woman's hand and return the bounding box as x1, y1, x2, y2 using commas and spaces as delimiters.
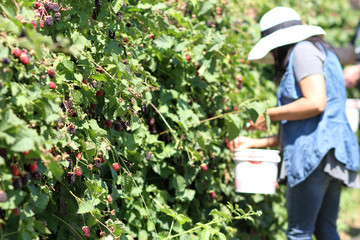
246, 114, 267, 131
227, 136, 256, 152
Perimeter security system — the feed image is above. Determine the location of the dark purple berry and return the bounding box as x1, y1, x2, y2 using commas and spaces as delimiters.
12, 178, 21, 189
20, 173, 29, 186
49, 3, 59, 12
68, 159, 73, 170
92, 81, 97, 88
93, 159, 101, 168
114, 122, 122, 132
54, 12, 61, 21
109, 30, 115, 39
68, 99, 73, 109
145, 153, 151, 161
116, 11, 123, 21
67, 172, 75, 185
1, 57, 11, 64
68, 109, 76, 117
32, 171, 41, 181
126, 22, 131, 27
177, 155, 183, 165
68, 125, 76, 134
95, 0, 102, 8
45, 15, 53, 26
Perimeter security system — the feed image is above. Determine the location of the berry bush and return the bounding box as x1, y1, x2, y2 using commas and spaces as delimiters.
0, 0, 357, 239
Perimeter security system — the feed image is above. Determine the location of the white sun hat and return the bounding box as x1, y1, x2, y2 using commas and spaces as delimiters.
248, 6, 326, 64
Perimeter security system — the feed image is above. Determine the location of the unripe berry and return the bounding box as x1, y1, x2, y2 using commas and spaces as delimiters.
12, 48, 22, 57
105, 120, 112, 128
29, 162, 38, 172
200, 164, 208, 171
34, 2, 41, 8
107, 194, 113, 203
76, 152, 82, 160
112, 163, 119, 171
11, 165, 19, 176
13, 208, 20, 216
186, 54, 191, 62
82, 226, 90, 238
74, 167, 82, 177
96, 89, 103, 97
49, 81, 57, 90
19, 52, 30, 65
209, 190, 216, 199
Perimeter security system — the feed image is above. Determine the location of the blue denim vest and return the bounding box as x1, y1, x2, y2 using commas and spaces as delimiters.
277, 41, 360, 187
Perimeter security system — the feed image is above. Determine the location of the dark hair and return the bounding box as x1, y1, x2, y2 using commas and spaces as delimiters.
272, 35, 331, 84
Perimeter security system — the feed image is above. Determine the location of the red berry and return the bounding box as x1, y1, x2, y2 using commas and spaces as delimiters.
11, 165, 19, 176
237, 76, 243, 83
96, 67, 103, 73
49, 81, 57, 90
13, 208, 20, 216
34, 2, 41, 8
76, 152, 82, 160
82, 78, 88, 84
29, 162, 38, 172
23, 150, 30, 156
233, 106, 238, 111
124, 37, 129, 43
82, 226, 90, 238
47, 68, 56, 79
186, 54, 191, 62
74, 167, 82, 177
149, 34, 155, 39
107, 194, 113, 203
105, 120, 112, 128
209, 190, 216, 199
12, 48, 22, 57
96, 90, 103, 97
240, 58, 246, 64
112, 163, 119, 171
40, 20, 44, 28
19, 52, 30, 65
200, 164, 208, 172
31, 20, 37, 29
99, 157, 106, 163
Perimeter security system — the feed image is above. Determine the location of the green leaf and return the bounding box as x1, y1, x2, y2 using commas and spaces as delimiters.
170, 175, 186, 194
72, 90, 83, 106
48, 159, 64, 181
34, 220, 51, 234
198, 1, 215, 16
246, 101, 266, 124
112, 0, 124, 13
154, 35, 175, 50
11, 137, 35, 152
78, 200, 95, 214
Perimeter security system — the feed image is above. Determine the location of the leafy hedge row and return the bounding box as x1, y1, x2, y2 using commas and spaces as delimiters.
0, 0, 357, 239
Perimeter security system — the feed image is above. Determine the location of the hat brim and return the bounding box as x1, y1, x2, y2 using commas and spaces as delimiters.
248, 25, 326, 64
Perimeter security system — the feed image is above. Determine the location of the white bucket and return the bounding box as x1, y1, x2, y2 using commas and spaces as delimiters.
233, 149, 280, 194
346, 99, 360, 132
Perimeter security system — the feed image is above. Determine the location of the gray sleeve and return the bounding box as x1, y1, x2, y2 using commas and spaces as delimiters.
293, 41, 325, 82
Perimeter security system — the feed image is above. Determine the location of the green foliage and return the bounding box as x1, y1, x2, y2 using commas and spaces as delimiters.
0, 0, 357, 239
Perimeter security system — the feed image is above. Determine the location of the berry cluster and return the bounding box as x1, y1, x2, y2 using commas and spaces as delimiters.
11, 48, 30, 65
33, 1, 66, 29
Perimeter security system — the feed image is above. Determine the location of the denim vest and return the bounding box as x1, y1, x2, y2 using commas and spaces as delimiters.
277, 41, 360, 187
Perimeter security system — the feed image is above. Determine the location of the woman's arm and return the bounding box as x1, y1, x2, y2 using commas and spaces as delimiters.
228, 135, 279, 151
267, 73, 326, 121
248, 73, 327, 131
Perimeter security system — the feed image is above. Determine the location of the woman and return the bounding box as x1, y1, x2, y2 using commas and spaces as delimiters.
229, 6, 360, 240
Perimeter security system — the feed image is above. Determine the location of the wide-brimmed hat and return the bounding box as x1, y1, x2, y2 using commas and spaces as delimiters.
248, 6, 326, 64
